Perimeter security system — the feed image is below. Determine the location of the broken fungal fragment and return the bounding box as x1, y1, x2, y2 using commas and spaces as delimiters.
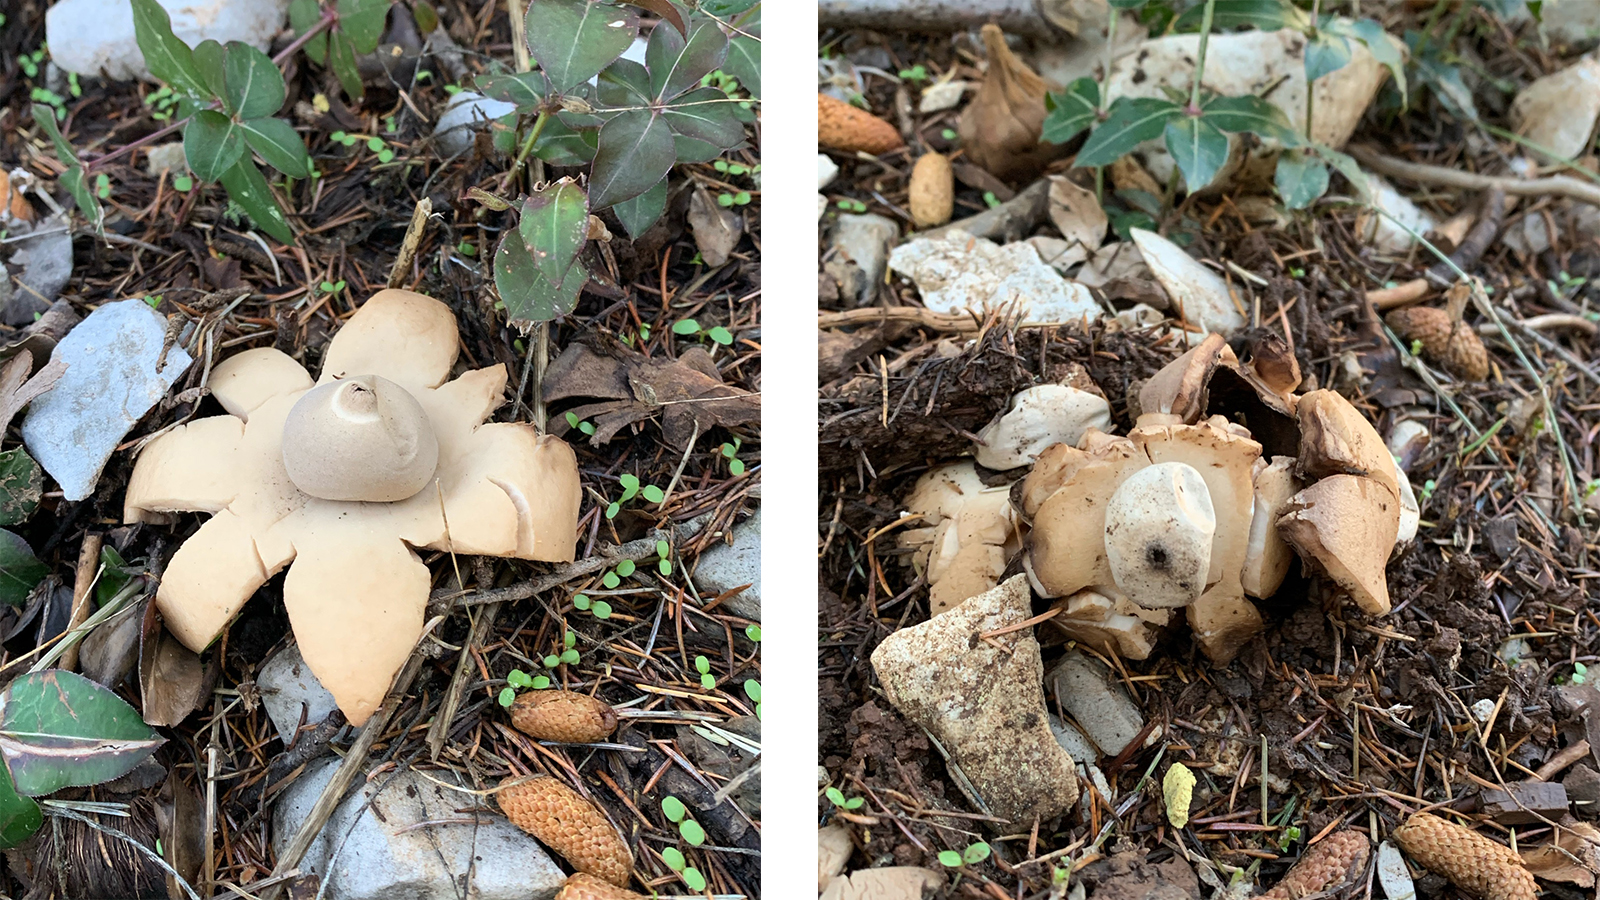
1277, 475, 1400, 616
898, 461, 1021, 615
974, 384, 1112, 471
1046, 587, 1170, 661
125, 290, 582, 726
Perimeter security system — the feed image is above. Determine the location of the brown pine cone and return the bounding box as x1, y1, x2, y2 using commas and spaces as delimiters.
497, 775, 633, 887
555, 873, 645, 900
1392, 812, 1537, 900
1260, 830, 1370, 900
1385, 306, 1489, 381
819, 93, 904, 155
510, 690, 617, 743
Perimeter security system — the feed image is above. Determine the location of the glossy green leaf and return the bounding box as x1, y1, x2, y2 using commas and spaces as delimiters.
1201, 94, 1300, 145
613, 176, 668, 237
938, 850, 962, 867
32, 104, 77, 164
94, 545, 135, 609
963, 842, 991, 864
0, 763, 40, 850
1174, 0, 1308, 31
0, 670, 164, 796
590, 108, 675, 208
0, 450, 43, 528
532, 118, 599, 166
662, 87, 745, 149
0, 530, 45, 608
662, 846, 686, 871
476, 71, 545, 107
223, 41, 286, 118
672, 133, 723, 164
184, 110, 245, 181
1412, 48, 1477, 121
517, 179, 589, 287
338, 0, 391, 54
680, 818, 706, 845
290, 0, 328, 65
242, 117, 311, 177
1074, 97, 1179, 168
1275, 148, 1328, 209
219, 157, 295, 244
494, 231, 585, 325
130, 0, 209, 98
329, 29, 363, 100
192, 40, 228, 100
646, 18, 728, 101
682, 867, 706, 891
1041, 77, 1100, 144
1304, 31, 1351, 84
525, 0, 639, 94
1164, 114, 1230, 191
59, 166, 103, 233
725, 22, 760, 100
598, 58, 655, 106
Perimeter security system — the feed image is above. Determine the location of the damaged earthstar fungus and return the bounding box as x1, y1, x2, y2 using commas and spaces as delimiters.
124, 290, 582, 725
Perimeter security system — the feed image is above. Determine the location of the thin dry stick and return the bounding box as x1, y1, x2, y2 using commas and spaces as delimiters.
58, 532, 102, 672
386, 198, 433, 289
426, 599, 503, 761
1347, 145, 1600, 207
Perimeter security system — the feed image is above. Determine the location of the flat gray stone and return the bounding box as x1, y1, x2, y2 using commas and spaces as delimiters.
47, 0, 291, 81
693, 508, 760, 621
258, 644, 340, 745
828, 214, 899, 305
274, 758, 565, 900
433, 92, 518, 157
1048, 650, 1147, 758
5, 217, 73, 323
22, 299, 192, 501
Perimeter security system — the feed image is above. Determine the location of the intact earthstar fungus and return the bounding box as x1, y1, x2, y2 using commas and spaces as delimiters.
123, 289, 582, 725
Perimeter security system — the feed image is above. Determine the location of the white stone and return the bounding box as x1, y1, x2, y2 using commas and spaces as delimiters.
1470, 698, 1496, 723
1115, 304, 1165, 330
1049, 714, 1100, 764
145, 143, 189, 177
693, 508, 760, 621
1377, 841, 1416, 900
1541, 0, 1600, 44
1512, 57, 1600, 162
258, 644, 340, 745
433, 92, 518, 158
1048, 651, 1148, 758
1130, 229, 1246, 336
1026, 236, 1085, 274
47, 0, 292, 82
1355, 175, 1435, 254
4, 215, 74, 323
889, 230, 1102, 325
274, 757, 566, 900
22, 299, 192, 501
817, 154, 839, 191
918, 79, 967, 113
829, 214, 899, 304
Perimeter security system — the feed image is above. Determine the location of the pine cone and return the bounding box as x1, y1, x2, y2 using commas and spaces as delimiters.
1392, 812, 1537, 900
498, 775, 633, 887
510, 690, 617, 743
818, 93, 904, 155
1385, 306, 1489, 381
555, 873, 645, 900
1260, 830, 1370, 900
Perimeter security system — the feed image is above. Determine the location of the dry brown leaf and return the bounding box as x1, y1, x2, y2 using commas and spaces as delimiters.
687, 187, 742, 268
958, 25, 1060, 182
1522, 822, 1600, 887
1047, 176, 1108, 257
0, 352, 66, 435
139, 599, 209, 728
544, 344, 759, 448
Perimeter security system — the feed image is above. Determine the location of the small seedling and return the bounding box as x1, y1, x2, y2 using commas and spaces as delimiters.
835, 198, 867, 213
656, 539, 672, 576
898, 64, 928, 83
716, 191, 752, 207
317, 279, 347, 297
938, 842, 991, 868
572, 592, 613, 620
457, 240, 476, 257
172, 175, 194, 192
144, 294, 164, 309
18, 47, 44, 79
662, 795, 706, 846
941, 128, 958, 140
745, 679, 760, 717
694, 655, 714, 690
825, 786, 864, 810
1576, 662, 1589, 685
544, 632, 580, 668
982, 191, 1000, 209
94, 173, 112, 199
671, 318, 734, 347
605, 473, 666, 519
720, 438, 746, 476
745, 624, 761, 642
564, 411, 596, 436
497, 667, 550, 706
143, 85, 181, 121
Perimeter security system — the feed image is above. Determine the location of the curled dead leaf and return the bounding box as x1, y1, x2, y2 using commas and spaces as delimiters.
958, 25, 1060, 181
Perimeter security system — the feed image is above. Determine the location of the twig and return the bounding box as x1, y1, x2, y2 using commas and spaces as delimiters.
1368, 278, 1432, 310
818, 307, 986, 332
386, 198, 433, 289
58, 532, 102, 672
1348, 145, 1600, 207
426, 599, 501, 761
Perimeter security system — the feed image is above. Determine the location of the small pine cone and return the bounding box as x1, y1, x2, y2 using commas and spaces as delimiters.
819, 93, 905, 155
1260, 830, 1370, 900
1392, 812, 1537, 900
498, 775, 633, 887
555, 873, 645, 900
1385, 306, 1489, 381
511, 690, 618, 743
908, 152, 954, 229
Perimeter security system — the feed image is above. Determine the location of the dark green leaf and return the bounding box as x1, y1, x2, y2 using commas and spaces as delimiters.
532, 118, 599, 166
219, 158, 295, 244
1041, 77, 1099, 144
1173, 0, 1309, 31
223, 41, 286, 118
590, 108, 675, 208
1317, 143, 1371, 203
645, 18, 727, 101
1108, 0, 1147, 7
476, 71, 545, 106
184, 110, 246, 182
1275, 148, 1328, 209
0, 530, 45, 607
1200, 94, 1301, 144
525, 0, 639, 94
1164, 115, 1230, 190
31, 105, 76, 164
613, 176, 668, 237
598, 58, 655, 107
493, 231, 585, 325
672, 133, 722, 164
241, 117, 311, 177
337, 0, 391, 54
59, 167, 103, 233
1304, 31, 1351, 83
94, 545, 134, 609
725, 34, 759, 99
412, 0, 439, 34
698, 0, 757, 14
1074, 97, 1180, 168
130, 0, 210, 97
0, 670, 164, 796
623, 0, 686, 36
330, 30, 363, 100
1344, 18, 1407, 106
662, 86, 745, 149
517, 179, 589, 286
1413, 51, 1477, 121
0, 450, 43, 528
0, 764, 40, 850
191, 40, 228, 100
290, 0, 328, 65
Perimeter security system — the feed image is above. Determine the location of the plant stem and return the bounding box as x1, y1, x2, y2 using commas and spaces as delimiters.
1099, 5, 1119, 115
1305, 0, 1321, 142
501, 109, 552, 192
85, 118, 189, 172
1188, 0, 1217, 111
272, 9, 339, 66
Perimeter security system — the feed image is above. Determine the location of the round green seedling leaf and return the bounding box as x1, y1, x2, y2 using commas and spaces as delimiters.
964, 842, 991, 864
0, 670, 164, 796
682, 867, 706, 891
680, 818, 706, 846
939, 850, 962, 867
662, 795, 687, 822
592, 601, 612, 619
508, 669, 534, 688
662, 846, 686, 871
695, 656, 710, 675
498, 687, 516, 707
616, 559, 636, 578
641, 485, 664, 504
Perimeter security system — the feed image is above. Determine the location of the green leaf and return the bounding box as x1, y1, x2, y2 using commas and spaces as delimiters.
508, 669, 535, 688
192, 40, 228, 100
184, 110, 246, 182
694, 655, 710, 674
290, 0, 328, 64
707, 326, 733, 345
1275, 148, 1328, 209
0, 530, 46, 607
613, 176, 668, 237
743, 679, 759, 702
1317, 143, 1371, 203
641, 484, 664, 503
1164, 115, 1230, 191
682, 867, 706, 892
1412, 49, 1476, 121
964, 842, 991, 864
574, 593, 592, 610
0, 670, 165, 796
517, 179, 590, 288
1042, 77, 1100, 144
590, 109, 676, 209
498, 686, 516, 706
592, 601, 611, 619
662, 846, 686, 871
530, 117, 599, 167
725, 32, 760, 100
0, 763, 40, 849
680, 818, 706, 845
559, 648, 579, 665
218, 157, 295, 244
241, 117, 311, 177
1200, 94, 1300, 145
616, 559, 636, 577
0, 450, 43, 528
223, 41, 286, 118
673, 318, 700, 335
476, 71, 545, 107
130, 0, 210, 98
337, 0, 391, 54
938, 850, 962, 867
1174, 0, 1309, 31
329, 29, 363, 100
525, 0, 639, 94
1304, 31, 1352, 84
532, 675, 551, 689
662, 87, 746, 150
646, 18, 728, 102
31, 104, 77, 165
1074, 97, 1180, 169
493, 230, 586, 325
662, 795, 687, 822
95, 546, 134, 609
1344, 18, 1407, 106
59, 167, 103, 234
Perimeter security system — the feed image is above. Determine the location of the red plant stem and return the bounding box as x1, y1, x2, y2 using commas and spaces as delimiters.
273, 9, 339, 65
